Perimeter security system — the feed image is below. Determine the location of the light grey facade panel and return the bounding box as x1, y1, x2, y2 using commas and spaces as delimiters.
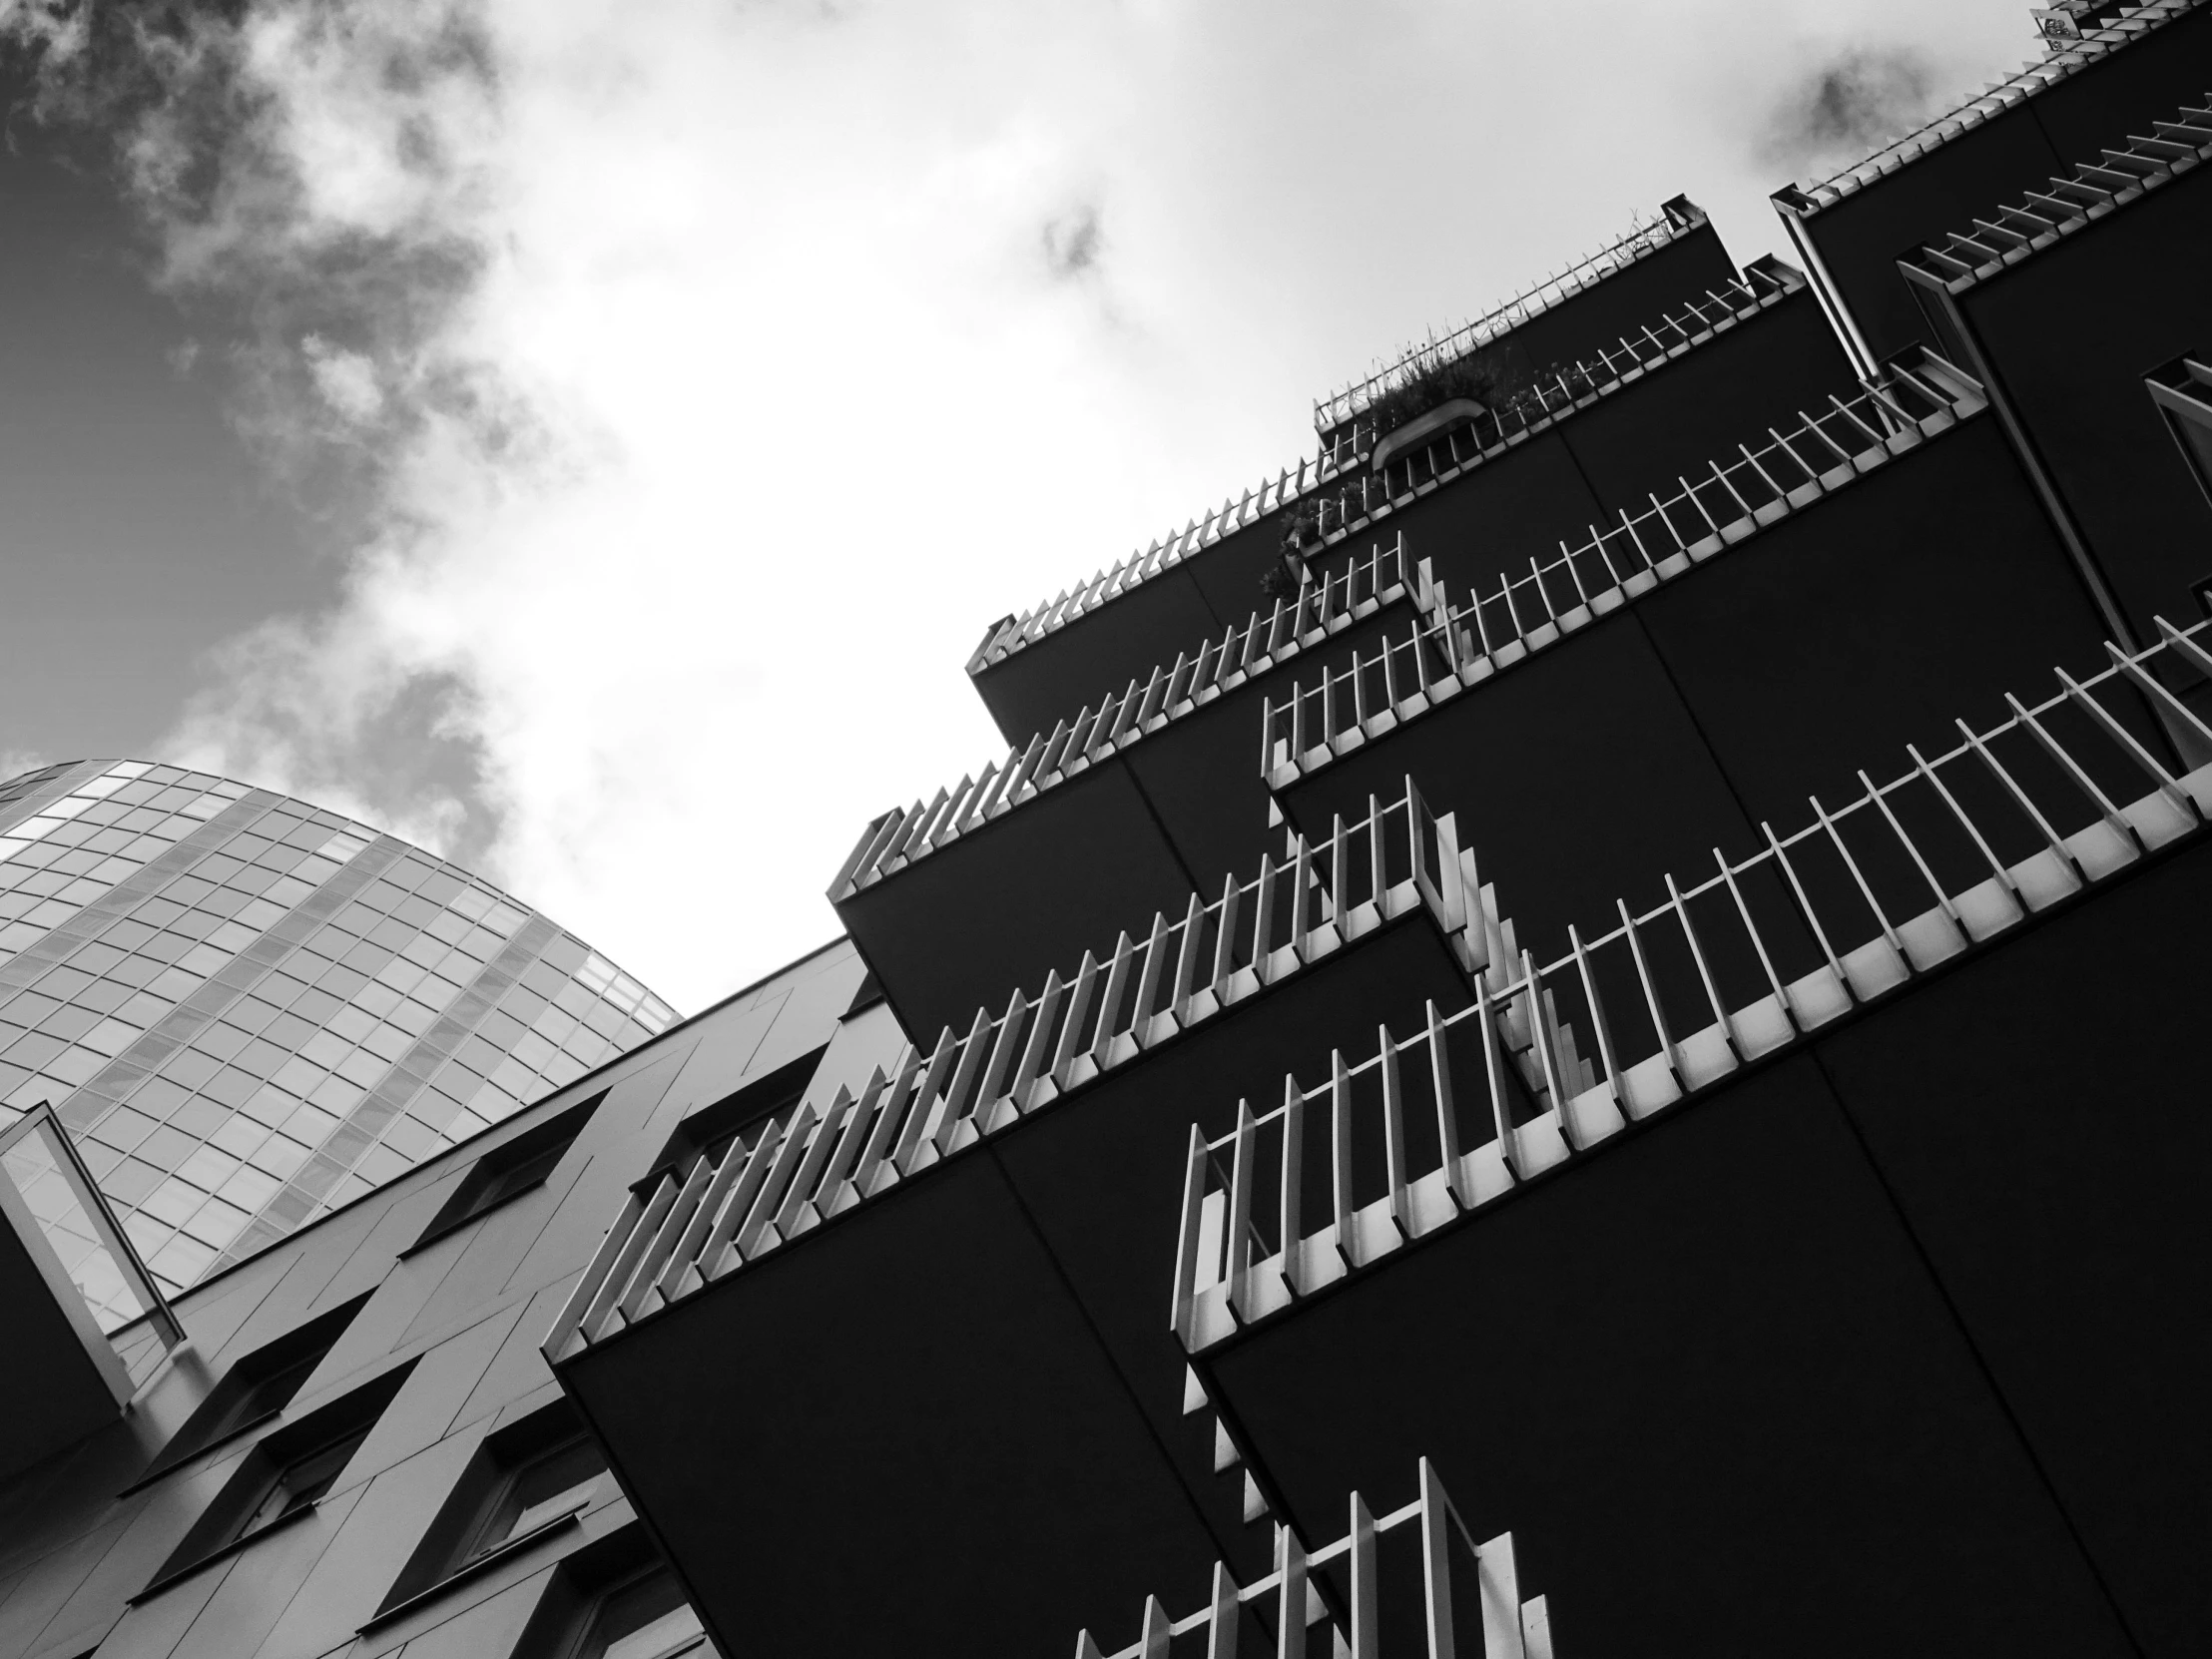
652, 993, 788, 1124
0, 929, 870, 1658
346, 1314, 528, 1500
242, 1441, 468, 1659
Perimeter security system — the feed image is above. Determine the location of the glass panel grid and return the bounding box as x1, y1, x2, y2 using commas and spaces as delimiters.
0, 762, 676, 1295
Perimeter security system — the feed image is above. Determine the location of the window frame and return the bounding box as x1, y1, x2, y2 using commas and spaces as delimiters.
403, 1091, 606, 1256
136, 1359, 416, 1603
502, 1523, 718, 1659
369, 1399, 610, 1626
124, 1292, 373, 1492
633, 1048, 825, 1193
576, 1567, 711, 1659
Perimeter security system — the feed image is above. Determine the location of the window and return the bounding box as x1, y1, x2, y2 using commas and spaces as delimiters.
231, 1417, 372, 1536
408, 1091, 605, 1252
376, 1400, 609, 1618
639, 1048, 824, 1187
585, 1572, 710, 1659
488, 1434, 605, 1549
144, 1361, 415, 1597
507, 1526, 718, 1659
135, 1293, 371, 1483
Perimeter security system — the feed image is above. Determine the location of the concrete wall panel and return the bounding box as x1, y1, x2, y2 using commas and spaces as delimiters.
247, 1435, 478, 1659
166, 1482, 363, 1659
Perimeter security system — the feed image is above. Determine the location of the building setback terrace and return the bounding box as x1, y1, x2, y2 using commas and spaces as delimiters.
556, 782, 1503, 1367
1269, 263, 1857, 617
545, 786, 1579, 1653
1172, 625, 2212, 1658
1774, 0, 2212, 369
1174, 614, 2212, 1355
836, 538, 1446, 1036
1261, 360, 1984, 793
965, 442, 1374, 744
1311, 196, 1707, 439
1248, 351, 2129, 962
1899, 89, 2212, 644
966, 202, 1784, 738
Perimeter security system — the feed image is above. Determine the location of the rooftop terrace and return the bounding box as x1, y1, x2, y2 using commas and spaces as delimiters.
1782, 0, 2205, 214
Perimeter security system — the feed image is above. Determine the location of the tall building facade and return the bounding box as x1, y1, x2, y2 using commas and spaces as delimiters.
3, 5, 2211, 1657
0, 759, 674, 1294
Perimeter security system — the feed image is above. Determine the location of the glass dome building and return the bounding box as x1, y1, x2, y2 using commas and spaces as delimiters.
0, 759, 676, 1293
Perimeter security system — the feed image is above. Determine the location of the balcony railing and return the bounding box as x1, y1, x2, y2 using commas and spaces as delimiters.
1175, 618, 2212, 1352
1260, 361, 1982, 787
975, 252, 1801, 684
1777, 0, 2204, 214
840, 536, 1432, 901
1312, 197, 1705, 437
1901, 94, 2212, 288
1286, 265, 1808, 573
968, 438, 1374, 677
549, 782, 1491, 1364
1074, 1458, 1552, 1659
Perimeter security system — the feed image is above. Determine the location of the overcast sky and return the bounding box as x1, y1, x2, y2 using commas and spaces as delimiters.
0, 0, 2047, 1012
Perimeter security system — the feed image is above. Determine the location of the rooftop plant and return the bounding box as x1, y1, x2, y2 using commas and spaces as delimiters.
1364, 340, 1514, 439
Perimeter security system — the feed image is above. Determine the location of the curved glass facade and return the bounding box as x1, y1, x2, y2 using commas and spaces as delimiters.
0, 759, 676, 1293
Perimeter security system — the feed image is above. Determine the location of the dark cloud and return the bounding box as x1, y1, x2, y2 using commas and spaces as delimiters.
1760, 46, 1938, 176
0, 1, 506, 517
1041, 203, 1102, 280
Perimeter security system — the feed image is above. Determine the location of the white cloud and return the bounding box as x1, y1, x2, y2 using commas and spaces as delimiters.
302, 334, 384, 422
2, 0, 2043, 1011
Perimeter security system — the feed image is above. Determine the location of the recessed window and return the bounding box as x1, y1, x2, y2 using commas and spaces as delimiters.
376, 1400, 610, 1618
638, 1047, 824, 1187
144, 1360, 415, 1598
410, 1091, 606, 1252
232, 1418, 371, 1536
586, 1570, 710, 1659
487, 1434, 606, 1553
137, 1292, 372, 1482
504, 1522, 719, 1659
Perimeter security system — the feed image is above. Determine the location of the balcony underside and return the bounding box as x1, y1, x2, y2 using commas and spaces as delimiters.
1202, 831, 2212, 1658
559, 914, 1476, 1659
842, 605, 1415, 1041
1278, 417, 2120, 963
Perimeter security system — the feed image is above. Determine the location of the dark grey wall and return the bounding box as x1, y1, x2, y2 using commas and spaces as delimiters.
1281, 413, 2117, 961
1206, 834, 2212, 1658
